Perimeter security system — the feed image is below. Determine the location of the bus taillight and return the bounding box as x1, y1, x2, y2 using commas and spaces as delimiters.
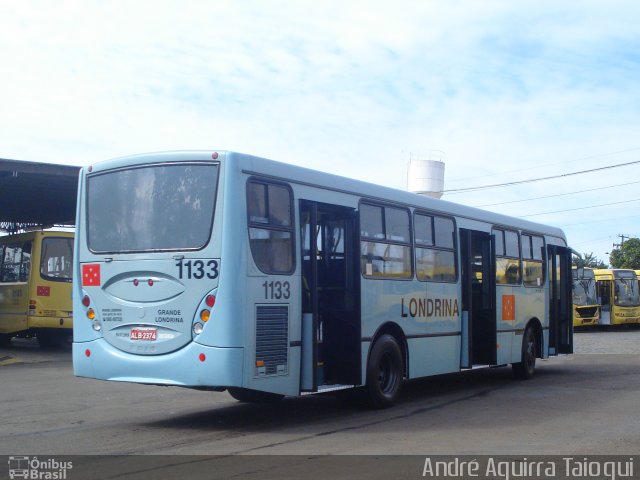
192, 290, 217, 338
82, 295, 91, 307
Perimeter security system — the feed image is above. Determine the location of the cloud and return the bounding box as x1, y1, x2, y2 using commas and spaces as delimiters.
1, 1, 640, 261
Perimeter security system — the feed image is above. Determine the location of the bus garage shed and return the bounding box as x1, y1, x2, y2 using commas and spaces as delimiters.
0, 158, 80, 233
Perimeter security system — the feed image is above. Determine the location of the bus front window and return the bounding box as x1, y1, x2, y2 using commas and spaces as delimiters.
573, 278, 596, 306
87, 163, 219, 253
614, 278, 640, 306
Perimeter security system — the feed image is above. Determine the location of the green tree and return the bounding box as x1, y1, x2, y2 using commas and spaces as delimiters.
572, 252, 608, 269
609, 238, 640, 269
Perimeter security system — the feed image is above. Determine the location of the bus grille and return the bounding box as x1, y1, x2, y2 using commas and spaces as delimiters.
255, 305, 289, 376
577, 306, 598, 318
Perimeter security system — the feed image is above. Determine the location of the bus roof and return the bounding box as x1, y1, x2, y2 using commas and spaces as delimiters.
86, 150, 568, 242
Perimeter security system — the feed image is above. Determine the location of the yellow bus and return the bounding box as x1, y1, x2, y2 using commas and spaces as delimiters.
572, 267, 600, 327
0, 231, 74, 346
593, 268, 640, 326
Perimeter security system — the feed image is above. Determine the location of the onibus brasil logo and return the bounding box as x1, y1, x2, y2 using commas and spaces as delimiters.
8, 456, 72, 479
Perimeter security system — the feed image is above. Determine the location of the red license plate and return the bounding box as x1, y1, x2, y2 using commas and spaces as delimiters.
130, 328, 157, 341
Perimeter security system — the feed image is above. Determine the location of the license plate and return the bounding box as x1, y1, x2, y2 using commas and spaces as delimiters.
130, 328, 157, 341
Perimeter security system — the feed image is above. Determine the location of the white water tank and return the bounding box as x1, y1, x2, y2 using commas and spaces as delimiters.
407, 151, 445, 199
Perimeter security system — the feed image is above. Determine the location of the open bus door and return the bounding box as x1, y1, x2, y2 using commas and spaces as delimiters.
460, 229, 497, 368
299, 200, 361, 391
548, 245, 573, 354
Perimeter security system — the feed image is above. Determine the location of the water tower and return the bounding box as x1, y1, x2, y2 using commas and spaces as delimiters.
407, 151, 445, 199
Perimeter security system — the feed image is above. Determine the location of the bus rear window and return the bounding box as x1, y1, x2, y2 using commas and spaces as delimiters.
87, 163, 219, 253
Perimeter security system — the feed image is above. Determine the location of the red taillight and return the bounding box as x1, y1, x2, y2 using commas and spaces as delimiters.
85, 349, 91, 357
82, 295, 90, 307
212, 152, 219, 159
148, 279, 154, 286
133, 279, 139, 287
206, 295, 216, 307
199, 353, 206, 362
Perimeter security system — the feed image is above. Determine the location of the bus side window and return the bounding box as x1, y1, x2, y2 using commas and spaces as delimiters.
522, 234, 545, 287
414, 213, 457, 282
493, 228, 521, 285
1, 243, 30, 283
360, 203, 412, 279
247, 180, 295, 275
19, 242, 32, 282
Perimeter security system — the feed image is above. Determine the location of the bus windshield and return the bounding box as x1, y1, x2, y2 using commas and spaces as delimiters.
615, 277, 640, 306
87, 162, 219, 253
573, 273, 597, 306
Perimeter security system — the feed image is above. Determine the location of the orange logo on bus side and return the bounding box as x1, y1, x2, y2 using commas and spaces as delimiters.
502, 294, 515, 321
82, 264, 101, 286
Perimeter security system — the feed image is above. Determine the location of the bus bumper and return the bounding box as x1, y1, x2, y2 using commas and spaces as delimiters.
72, 339, 243, 388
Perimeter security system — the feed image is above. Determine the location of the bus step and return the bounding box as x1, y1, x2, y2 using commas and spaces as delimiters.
301, 384, 356, 395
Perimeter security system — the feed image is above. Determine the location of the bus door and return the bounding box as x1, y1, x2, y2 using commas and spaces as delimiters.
460, 229, 497, 367
548, 245, 573, 354
597, 279, 612, 325
300, 200, 361, 391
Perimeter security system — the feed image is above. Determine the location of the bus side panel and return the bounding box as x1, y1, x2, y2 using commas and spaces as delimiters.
0, 283, 29, 334
496, 286, 515, 365
407, 336, 461, 377
239, 172, 302, 396
361, 278, 462, 381
506, 286, 546, 364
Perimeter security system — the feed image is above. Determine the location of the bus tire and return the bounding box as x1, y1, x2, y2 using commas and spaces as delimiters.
366, 334, 404, 408
227, 387, 284, 403
512, 326, 536, 380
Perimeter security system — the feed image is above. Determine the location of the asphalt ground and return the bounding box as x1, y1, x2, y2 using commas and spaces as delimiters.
0, 328, 639, 479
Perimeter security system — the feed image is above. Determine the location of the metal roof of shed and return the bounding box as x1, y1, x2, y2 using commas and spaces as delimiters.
0, 158, 80, 233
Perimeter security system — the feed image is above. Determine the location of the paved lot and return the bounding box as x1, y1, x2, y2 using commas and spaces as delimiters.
0, 329, 639, 462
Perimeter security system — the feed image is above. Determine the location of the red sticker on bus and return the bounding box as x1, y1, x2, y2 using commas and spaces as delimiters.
502, 294, 516, 321
82, 264, 101, 286
37, 286, 51, 296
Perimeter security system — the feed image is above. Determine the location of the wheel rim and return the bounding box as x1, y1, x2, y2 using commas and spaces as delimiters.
378, 352, 398, 394
525, 334, 536, 371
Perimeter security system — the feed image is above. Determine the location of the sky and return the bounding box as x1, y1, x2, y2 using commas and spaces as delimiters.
1, 0, 640, 264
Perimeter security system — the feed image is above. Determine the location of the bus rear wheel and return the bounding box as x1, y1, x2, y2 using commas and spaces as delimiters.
227, 387, 284, 403
512, 326, 536, 379
366, 334, 404, 408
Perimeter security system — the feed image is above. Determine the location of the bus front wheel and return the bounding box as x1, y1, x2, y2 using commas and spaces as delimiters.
512, 326, 536, 379
366, 334, 404, 408
227, 387, 284, 403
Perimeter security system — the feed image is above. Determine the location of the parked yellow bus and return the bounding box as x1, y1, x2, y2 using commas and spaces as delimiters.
572, 267, 600, 327
0, 231, 74, 346
593, 269, 640, 326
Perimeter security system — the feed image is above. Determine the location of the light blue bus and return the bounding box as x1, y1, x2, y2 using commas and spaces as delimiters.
73, 151, 573, 407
